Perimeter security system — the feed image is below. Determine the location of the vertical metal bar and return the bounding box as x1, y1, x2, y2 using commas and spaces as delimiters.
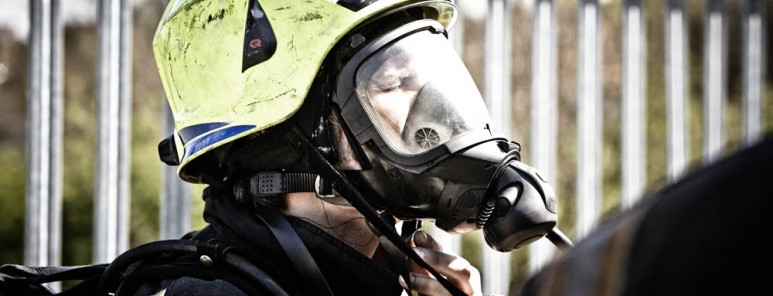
431, 0, 463, 256
25, 0, 63, 278
94, 0, 132, 263
621, 0, 646, 209
47, 0, 64, 283
665, 0, 689, 182
528, 0, 558, 274
118, 0, 132, 255
483, 0, 511, 292
483, 0, 511, 294
702, 0, 726, 163
485, 0, 512, 136
160, 104, 191, 239
575, 0, 602, 239
26, 0, 51, 269
742, 0, 766, 145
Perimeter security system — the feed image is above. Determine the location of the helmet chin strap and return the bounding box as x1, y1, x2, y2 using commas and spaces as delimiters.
286, 126, 467, 296
247, 171, 352, 206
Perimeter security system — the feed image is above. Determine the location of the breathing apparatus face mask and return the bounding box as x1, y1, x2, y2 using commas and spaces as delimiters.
333, 20, 561, 252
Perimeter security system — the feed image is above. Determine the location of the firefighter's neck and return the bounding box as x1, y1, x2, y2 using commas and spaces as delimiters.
283, 192, 379, 258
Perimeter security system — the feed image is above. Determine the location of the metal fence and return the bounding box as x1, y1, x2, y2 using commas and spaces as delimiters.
23, 0, 768, 295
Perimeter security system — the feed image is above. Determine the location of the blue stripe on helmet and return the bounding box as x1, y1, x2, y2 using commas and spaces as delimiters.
181, 124, 256, 162
178, 122, 229, 145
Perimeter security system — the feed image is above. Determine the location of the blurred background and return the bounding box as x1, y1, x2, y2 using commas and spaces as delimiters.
1, 0, 771, 295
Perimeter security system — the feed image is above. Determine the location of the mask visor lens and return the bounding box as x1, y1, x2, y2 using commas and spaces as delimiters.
355, 31, 493, 156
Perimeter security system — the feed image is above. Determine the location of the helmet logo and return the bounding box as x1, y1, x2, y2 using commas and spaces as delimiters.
248, 38, 262, 49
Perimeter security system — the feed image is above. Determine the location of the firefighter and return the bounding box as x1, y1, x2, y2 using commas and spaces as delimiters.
149, 0, 559, 295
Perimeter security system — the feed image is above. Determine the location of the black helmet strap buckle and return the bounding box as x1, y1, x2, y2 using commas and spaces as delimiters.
249, 172, 317, 197
248, 172, 351, 206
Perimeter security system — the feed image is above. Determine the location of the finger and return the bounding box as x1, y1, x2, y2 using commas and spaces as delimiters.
413, 247, 481, 295
407, 254, 430, 276
412, 230, 443, 252
407, 273, 452, 296
408, 231, 442, 276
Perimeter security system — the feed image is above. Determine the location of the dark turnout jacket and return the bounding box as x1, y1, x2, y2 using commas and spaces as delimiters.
132, 187, 404, 296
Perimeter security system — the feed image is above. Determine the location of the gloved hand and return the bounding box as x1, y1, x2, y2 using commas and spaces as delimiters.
401, 230, 482, 296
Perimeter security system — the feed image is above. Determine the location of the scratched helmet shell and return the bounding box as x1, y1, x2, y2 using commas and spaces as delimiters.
153, 0, 457, 183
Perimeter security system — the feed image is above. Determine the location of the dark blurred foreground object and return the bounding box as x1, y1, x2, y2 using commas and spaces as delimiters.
521, 135, 773, 296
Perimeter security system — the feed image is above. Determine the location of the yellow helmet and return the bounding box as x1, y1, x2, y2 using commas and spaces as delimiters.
153, 0, 457, 183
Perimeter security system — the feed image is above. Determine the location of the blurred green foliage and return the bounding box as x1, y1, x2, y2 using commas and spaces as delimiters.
0, 145, 25, 264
